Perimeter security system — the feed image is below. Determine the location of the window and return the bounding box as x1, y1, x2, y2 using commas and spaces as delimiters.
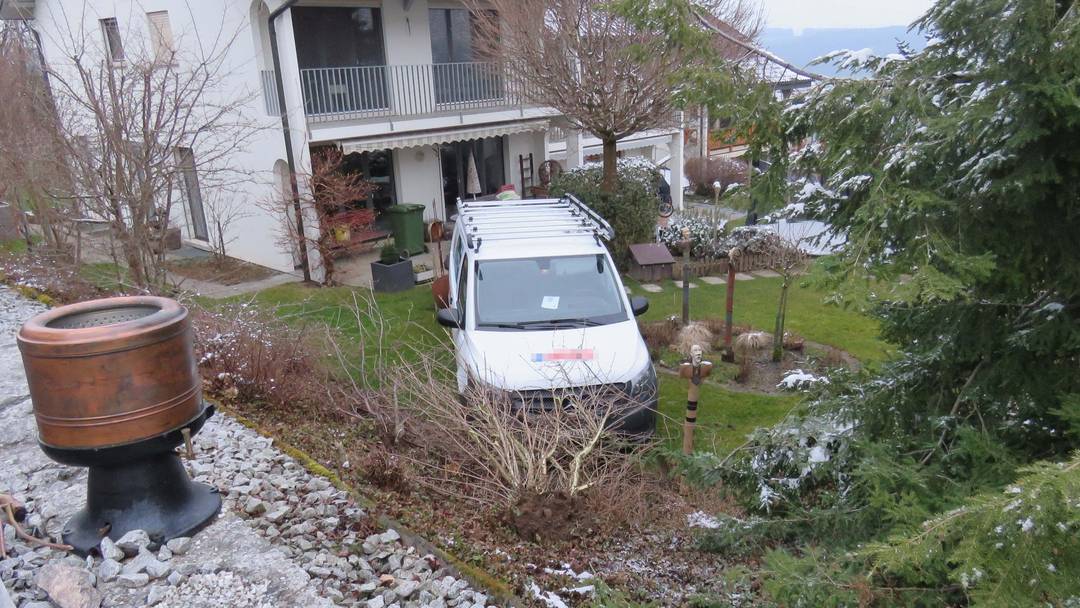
429, 9, 478, 64
100, 18, 124, 63
292, 8, 385, 68
456, 256, 469, 319
146, 11, 174, 63
292, 7, 387, 114
176, 147, 208, 241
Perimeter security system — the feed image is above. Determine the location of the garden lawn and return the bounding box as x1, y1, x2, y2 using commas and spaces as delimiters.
628, 271, 890, 365
238, 282, 450, 373
656, 374, 799, 455
241, 278, 869, 457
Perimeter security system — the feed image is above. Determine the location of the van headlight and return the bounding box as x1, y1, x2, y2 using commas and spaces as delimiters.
628, 364, 657, 400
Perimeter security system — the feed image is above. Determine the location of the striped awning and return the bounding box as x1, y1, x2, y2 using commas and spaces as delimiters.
339, 119, 549, 155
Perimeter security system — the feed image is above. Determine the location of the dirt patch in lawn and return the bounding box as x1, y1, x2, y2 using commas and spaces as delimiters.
166, 256, 275, 285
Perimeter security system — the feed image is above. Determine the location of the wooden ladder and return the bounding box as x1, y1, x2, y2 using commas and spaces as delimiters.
518, 153, 534, 196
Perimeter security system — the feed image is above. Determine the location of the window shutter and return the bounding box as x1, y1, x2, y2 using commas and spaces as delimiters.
146, 11, 174, 62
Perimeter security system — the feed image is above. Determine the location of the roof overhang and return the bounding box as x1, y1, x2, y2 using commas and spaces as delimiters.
339, 119, 549, 155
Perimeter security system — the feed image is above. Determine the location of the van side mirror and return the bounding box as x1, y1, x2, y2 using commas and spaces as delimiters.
630, 296, 649, 317
436, 308, 463, 328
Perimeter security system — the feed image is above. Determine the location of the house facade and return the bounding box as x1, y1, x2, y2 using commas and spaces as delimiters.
4, 0, 684, 279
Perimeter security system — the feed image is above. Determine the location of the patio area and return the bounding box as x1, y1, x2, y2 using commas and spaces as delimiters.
332, 243, 441, 289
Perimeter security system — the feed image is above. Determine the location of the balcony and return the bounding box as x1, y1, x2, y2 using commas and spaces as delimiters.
296, 62, 530, 123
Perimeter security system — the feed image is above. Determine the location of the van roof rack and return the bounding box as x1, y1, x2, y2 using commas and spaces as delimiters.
458, 194, 614, 251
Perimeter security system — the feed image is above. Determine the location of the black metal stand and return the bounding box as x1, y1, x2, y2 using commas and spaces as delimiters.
40, 406, 221, 557
62, 451, 221, 556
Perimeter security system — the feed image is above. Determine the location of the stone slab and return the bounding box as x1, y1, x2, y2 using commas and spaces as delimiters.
672, 281, 698, 289
751, 269, 781, 278
699, 276, 726, 285
734, 273, 756, 281
639, 283, 664, 293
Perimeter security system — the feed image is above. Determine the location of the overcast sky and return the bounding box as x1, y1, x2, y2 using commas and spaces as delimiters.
761, 0, 936, 32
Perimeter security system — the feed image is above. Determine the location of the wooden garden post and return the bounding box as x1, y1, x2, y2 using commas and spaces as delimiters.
681, 228, 691, 326
722, 247, 739, 362
678, 344, 713, 455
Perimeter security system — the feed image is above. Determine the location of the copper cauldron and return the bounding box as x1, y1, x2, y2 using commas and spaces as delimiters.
18, 296, 202, 449
17, 296, 220, 555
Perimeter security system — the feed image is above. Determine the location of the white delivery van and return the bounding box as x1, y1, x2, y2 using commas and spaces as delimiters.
435, 195, 657, 436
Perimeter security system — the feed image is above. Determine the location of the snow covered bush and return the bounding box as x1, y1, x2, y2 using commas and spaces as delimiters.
656, 213, 726, 257
777, 369, 829, 391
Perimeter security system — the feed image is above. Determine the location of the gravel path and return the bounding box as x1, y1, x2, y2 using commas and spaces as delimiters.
0, 287, 499, 608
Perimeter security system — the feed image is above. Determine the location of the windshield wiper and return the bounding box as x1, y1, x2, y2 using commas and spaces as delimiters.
477, 322, 531, 330
522, 317, 604, 328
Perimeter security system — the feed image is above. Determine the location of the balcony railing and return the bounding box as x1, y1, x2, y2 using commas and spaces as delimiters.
299, 62, 528, 122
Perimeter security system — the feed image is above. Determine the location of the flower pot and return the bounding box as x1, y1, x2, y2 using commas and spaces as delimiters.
431, 274, 450, 308
371, 258, 414, 293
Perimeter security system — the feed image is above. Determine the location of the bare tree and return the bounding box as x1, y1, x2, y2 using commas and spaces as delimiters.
0, 24, 74, 252
262, 148, 375, 286
767, 236, 807, 362
41, 10, 262, 288
203, 189, 249, 265
467, 0, 760, 192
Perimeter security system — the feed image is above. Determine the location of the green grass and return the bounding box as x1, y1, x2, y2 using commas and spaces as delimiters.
657, 372, 799, 455
629, 271, 891, 365
0, 238, 29, 254
242, 282, 449, 372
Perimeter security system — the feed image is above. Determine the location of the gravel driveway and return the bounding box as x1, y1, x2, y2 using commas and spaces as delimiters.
0, 287, 499, 608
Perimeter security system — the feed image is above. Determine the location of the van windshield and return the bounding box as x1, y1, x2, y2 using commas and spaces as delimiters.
474, 254, 628, 329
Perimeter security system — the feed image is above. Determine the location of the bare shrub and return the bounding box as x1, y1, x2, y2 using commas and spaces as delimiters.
356, 447, 411, 494
675, 322, 714, 358
639, 318, 679, 357
191, 302, 321, 410
393, 353, 652, 541
684, 157, 748, 196
734, 331, 771, 383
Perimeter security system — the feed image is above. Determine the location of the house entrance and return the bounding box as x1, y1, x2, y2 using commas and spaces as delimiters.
440, 137, 505, 218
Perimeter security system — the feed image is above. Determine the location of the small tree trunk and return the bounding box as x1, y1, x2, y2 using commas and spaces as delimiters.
601, 138, 618, 193
772, 279, 789, 362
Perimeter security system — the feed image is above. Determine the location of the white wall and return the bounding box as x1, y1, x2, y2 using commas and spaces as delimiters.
31, 0, 301, 274
393, 146, 443, 221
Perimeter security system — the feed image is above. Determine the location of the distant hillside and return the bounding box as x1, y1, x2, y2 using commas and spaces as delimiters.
760, 26, 928, 77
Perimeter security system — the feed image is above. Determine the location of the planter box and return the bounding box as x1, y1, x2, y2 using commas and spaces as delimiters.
371, 258, 414, 293
414, 269, 435, 284
150, 227, 182, 254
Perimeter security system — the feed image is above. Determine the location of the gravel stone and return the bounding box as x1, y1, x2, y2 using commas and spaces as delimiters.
115, 573, 150, 588
98, 537, 125, 562
165, 537, 192, 556
115, 530, 151, 557
97, 559, 121, 582
35, 563, 102, 608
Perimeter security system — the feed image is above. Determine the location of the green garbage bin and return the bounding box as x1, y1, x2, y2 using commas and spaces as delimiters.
385, 204, 426, 256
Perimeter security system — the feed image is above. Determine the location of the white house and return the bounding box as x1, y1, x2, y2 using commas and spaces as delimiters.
3, 0, 685, 280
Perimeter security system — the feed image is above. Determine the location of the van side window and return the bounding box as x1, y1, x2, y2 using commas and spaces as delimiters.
456, 258, 468, 319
